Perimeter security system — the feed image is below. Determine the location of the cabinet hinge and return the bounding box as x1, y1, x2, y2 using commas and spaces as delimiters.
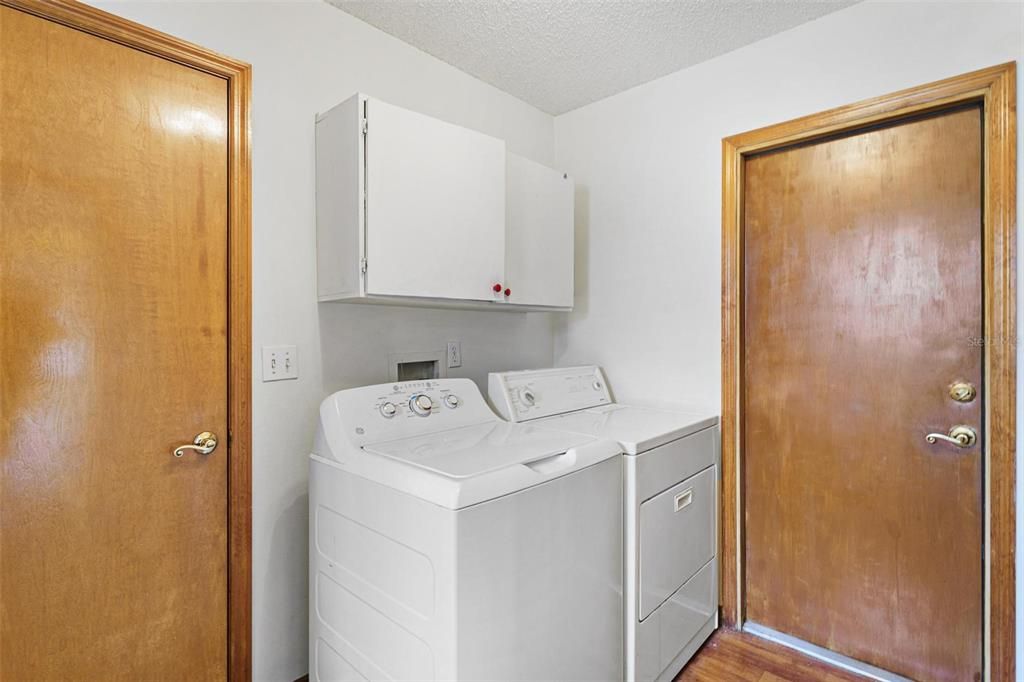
360, 258, 368, 273
361, 118, 368, 135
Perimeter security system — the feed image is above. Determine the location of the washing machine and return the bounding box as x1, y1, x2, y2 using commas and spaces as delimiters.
309, 378, 623, 681
489, 366, 720, 682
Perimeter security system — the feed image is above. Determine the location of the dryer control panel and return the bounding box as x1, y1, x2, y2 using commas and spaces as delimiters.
488, 366, 612, 422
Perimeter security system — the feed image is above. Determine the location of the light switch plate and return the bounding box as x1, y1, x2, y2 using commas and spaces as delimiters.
262, 345, 298, 381
447, 341, 462, 368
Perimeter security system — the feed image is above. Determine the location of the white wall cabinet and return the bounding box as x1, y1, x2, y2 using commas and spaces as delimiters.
316, 93, 573, 311
365, 98, 506, 301
505, 153, 574, 308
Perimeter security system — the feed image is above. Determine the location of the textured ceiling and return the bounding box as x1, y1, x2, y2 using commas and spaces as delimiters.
327, 0, 860, 115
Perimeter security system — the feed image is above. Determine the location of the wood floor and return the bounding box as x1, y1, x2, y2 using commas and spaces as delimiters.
675, 629, 865, 682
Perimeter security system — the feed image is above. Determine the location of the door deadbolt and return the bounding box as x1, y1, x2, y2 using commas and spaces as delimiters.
949, 381, 977, 403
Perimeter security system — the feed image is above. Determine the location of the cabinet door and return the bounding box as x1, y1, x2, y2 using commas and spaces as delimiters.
364, 98, 505, 301
505, 153, 574, 308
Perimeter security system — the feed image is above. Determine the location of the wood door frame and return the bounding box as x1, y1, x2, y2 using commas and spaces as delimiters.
721, 63, 1016, 680
0, 1, 254, 678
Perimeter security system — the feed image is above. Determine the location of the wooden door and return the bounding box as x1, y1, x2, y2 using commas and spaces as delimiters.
742, 106, 983, 681
1, 5, 244, 678
505, 152, 574, 308
364, 97, 506, 301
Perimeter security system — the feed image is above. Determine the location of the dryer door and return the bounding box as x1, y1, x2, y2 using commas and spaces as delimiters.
638, 465, 716, 620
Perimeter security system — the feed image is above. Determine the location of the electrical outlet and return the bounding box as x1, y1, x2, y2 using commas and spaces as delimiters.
262, 345, 298, 381
447, 341, 462, 368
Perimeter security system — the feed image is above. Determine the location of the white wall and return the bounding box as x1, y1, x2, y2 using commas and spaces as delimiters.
552, 0, 1024, 669
91, 2, 557, 679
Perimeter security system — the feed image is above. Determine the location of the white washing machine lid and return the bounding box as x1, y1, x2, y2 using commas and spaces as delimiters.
336, 421, 621, 509
364, 422, 597, 478
537, 404, 719, 454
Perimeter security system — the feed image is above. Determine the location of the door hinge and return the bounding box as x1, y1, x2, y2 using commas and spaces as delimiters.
360, 258, 367, 273
361, 118, 368, 135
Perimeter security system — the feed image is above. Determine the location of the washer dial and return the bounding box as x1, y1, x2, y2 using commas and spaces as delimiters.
410, 394, 433, 416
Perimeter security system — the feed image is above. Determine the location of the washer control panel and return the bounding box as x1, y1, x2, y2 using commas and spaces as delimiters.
488, 366, 612, 422
320, 378, 495, 450
371, 381, 468, 421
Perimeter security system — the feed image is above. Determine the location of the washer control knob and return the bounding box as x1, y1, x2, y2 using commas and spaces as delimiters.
444, 394, 461, 409
520, 388, 536, 406
379, 401, 398, 418
410, 394, 433, 416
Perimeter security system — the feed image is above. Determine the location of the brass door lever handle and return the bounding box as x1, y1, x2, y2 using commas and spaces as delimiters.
174, 431, 218, 457
925, 425, 977, 448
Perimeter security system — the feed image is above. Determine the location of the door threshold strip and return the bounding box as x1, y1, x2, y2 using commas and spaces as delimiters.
742, 622, 913, 682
